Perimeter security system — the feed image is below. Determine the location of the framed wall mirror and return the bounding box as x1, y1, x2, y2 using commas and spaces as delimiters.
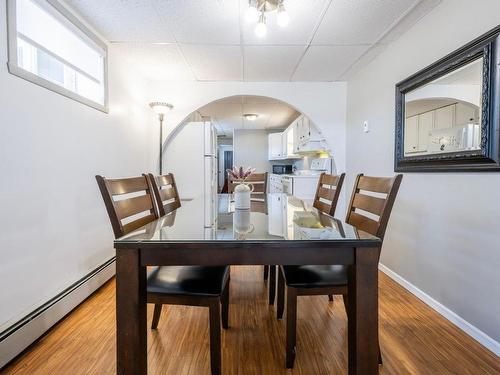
395, 25, 500, 172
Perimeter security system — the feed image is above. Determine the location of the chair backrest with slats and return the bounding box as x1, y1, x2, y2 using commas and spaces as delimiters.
313, 173, 345, 216
228, 172, 268, 194
346, 173, 403, 240
96, 175, 158, 239
148, 173, 181, 217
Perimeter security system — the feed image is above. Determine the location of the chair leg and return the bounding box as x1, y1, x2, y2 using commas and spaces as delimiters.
151, 304, 162, 329
263, 265, 269, 280
221, 280, 230, 329
269, 265, 276, 305
328, 295, 334, 302
209, 300, 222, 375
285, 288, 297, 369
277, 267, 285, 319
342, 294, 348, 313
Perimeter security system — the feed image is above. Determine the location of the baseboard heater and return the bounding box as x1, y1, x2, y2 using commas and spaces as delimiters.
0, 257, 116, 369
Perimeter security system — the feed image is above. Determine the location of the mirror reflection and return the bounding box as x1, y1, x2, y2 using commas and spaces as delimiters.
404, 58, 483, 156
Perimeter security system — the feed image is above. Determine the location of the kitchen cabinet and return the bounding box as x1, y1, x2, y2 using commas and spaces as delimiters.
294, 115, 325, 153
293, 120, 300, 153
269, 174, 284, 193
268, 133, 283, 160
267, 194, 284, 236
434, 105, 454, 129
404, 116, 419, 153
268, 115, 327, 159
284, 124, 299, 158
417, 111, 433, 152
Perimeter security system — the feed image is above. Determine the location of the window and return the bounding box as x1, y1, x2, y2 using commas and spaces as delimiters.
7, 0, 108, 111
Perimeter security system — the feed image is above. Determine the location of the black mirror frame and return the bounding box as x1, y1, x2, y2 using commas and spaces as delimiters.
395, 25, 500, 172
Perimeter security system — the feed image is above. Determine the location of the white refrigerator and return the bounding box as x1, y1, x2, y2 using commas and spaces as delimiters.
162, 121, 218, 228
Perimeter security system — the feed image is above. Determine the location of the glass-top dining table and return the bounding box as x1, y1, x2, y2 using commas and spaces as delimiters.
114, 194, 382, 375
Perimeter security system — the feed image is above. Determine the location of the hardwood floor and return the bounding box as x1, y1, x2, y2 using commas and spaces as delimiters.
3, 267, 499, 374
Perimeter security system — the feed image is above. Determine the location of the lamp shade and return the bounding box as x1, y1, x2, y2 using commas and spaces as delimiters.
149, 102, 173, 115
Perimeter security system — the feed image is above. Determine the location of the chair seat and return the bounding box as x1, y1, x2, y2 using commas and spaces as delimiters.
147, 266, 230, 297
281, 265, 347, 288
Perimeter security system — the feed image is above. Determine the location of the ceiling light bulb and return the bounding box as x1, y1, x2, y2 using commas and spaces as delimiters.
255, 13, 267, 38
277, 4, 290, 27
246, 0, 259, 23
244, 114, 258, 121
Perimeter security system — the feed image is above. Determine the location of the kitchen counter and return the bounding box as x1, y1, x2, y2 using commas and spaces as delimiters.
270, 173, 321, 179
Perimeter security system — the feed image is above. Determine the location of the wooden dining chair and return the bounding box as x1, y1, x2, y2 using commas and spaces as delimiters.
313, 172, 345, 216
276, 173, 403, 369
267, 173, 345, 303
147, 173, 181, 216
96, 174, 230, 375
228, 172, 268, 194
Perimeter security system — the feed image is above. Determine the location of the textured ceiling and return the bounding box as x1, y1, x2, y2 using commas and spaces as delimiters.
197, 95, 300, 137
66, 0, 440, 82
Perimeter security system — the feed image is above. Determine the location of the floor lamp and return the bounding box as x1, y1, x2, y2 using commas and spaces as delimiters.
149, 102, 173, 175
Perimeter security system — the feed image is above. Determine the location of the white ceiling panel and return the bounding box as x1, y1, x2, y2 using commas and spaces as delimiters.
293, 45, 368, 81
111, 43, 194, 81
153, 0, 241, 44
67, 0, 440, 82
312, 0, 418, 45
66, 0, 175, 42
181, 45, 243, 81
243, 46, 305, 81
240, 0, 330, 45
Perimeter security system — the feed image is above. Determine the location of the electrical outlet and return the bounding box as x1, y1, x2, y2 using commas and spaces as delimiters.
363, 121, 370, 133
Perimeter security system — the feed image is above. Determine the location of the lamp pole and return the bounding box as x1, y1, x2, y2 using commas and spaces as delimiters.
159, 113, 164, 175
149, 102, 173, 176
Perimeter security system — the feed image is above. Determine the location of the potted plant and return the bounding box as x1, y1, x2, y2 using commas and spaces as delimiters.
227, 166, 255, 209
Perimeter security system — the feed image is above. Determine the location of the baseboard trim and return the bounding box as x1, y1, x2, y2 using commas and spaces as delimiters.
379, 263, 500, 357
0, 257, 116, 369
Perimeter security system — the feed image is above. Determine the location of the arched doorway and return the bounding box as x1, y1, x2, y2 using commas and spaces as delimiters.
163, 95, 333, 199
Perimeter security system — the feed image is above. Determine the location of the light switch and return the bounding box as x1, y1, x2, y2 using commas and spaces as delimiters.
363, 121, 370, 133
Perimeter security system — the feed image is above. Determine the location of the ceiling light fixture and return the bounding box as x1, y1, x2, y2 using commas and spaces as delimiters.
246, 0, 259, 23
247, 0, 290, 38
255, 12, 267, 38
244, 114, 259, 121
277, 2, 290, 27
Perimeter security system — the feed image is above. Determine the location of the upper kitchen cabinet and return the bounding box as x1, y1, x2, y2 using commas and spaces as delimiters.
294, 115, 328, 154
268, 115, 328, 160
268, 132, 283, 160
284, 124, 300, 159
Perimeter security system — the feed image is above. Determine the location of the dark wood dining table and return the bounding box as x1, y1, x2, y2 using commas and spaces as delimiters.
114, 193, 382, 375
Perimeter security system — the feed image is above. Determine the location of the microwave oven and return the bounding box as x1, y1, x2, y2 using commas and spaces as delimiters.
272, 165, 293, 174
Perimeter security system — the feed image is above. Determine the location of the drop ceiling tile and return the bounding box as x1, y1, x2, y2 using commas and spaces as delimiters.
153, 0, 240, 44
110, 43, 194, 81
240, 0, 330, 45
312, 0, 418, 45
66, 0, 175, 42
243, 46, 305, 81
181, 45, 243, 81
292, 45, 368, 81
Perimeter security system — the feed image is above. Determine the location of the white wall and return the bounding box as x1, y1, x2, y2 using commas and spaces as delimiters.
152, 81, 348, 210
346, 0, 500, 348
151, 81, 347, 172
0, 1, 155, 330
233, 130, 271, 173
